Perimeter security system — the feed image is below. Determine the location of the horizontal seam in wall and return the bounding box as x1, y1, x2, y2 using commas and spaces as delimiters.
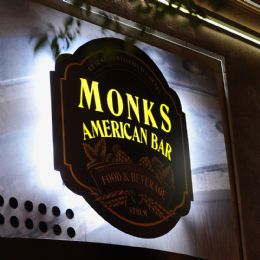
0, 76, 33, 87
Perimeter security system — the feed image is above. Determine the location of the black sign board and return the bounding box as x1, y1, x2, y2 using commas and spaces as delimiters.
50, 38, 192, 238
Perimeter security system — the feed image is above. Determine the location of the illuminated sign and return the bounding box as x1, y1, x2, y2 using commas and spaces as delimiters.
50, 38, 192, 238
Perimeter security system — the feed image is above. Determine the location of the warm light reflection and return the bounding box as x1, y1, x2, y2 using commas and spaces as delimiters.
157, 0, 260, 45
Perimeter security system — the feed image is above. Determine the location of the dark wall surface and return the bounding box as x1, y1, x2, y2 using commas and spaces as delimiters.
0, 237, 204, 260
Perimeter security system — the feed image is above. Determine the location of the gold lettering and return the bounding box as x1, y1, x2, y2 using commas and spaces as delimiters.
110, 120, 122, 138
132, 127, 141, 143
101, 172, 122, 186
143, 99, 158, 129
83, 120, 172, 161
157, 139, 165, 154
91, 120, 104, 138
130, 172, 166, 199
140, 127, 148, 145
119, 122, 125, 138
160, 104, 171, 133
126, 93, 140, 123
107, 89, 123, 117
102, 120, 112, 137
83, 122, 93, 140
165, 142, 172, 161
123, 123, 132, 140
151, 132, 158, 150
77, 79, 173, 137
78, 78, 103, 112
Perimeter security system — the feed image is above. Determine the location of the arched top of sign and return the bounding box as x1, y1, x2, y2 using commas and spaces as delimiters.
55, 37, 183, 112
50, 37, 193, 238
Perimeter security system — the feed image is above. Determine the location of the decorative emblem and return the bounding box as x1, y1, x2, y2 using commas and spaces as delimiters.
50, 38, 192, 238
